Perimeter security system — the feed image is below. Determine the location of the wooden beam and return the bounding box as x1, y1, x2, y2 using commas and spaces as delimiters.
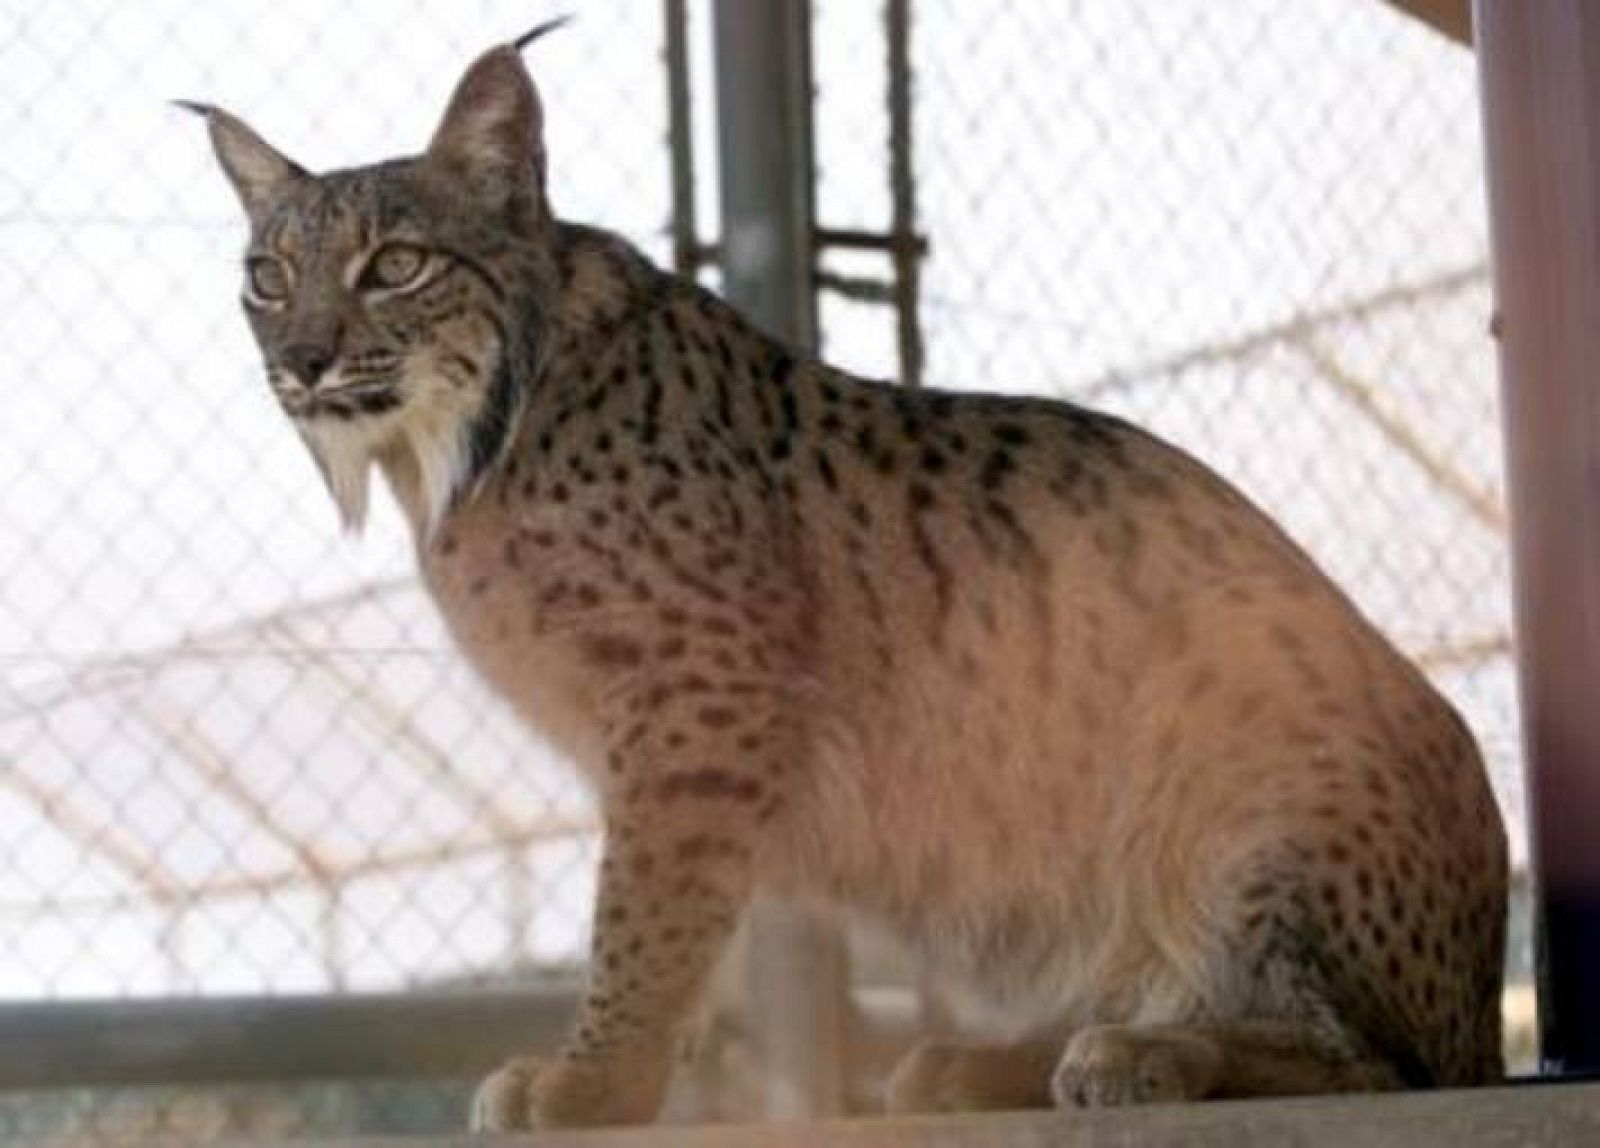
1379, 0, 1473, 45
95, 1084, 1600, 1147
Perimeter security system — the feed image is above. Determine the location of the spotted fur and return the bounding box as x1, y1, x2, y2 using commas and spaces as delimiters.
192, 40, 1507, 1131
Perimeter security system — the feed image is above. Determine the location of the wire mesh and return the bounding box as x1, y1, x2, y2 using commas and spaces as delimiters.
0, 0, 687, 1001
0, 0, 1529, 1140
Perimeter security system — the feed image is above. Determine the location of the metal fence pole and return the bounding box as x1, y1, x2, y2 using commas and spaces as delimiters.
711, 0, 848, 1118
1474, 0, 1600, 1077
663, 0, 702, 278
884, 0, 923, 389
711, 0, 819, 348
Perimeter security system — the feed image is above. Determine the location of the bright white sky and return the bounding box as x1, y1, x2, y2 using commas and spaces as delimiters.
0, 1, 1516, 997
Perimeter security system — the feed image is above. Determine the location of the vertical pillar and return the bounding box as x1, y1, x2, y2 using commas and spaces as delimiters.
712, 0, 819, 347
663, 0, 700, 277
711, 0, 846, 1117
885, 0, 924, 388
1475, 0, 1600, 1076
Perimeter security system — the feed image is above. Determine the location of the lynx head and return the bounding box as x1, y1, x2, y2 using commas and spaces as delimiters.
187, 34, 563, 535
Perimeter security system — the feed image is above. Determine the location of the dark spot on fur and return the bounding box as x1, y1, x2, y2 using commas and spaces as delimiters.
697, 705, 739, 730
814, 449, 838, 491
657, 635, 688, 660
994, 422, 1031, 447
980, 448, 1016, 491
581, 632, 645, 669
656, 769, 764, 803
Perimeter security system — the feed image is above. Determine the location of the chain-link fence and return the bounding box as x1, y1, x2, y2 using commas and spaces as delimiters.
2, 0, 1524, 1141
1, 0, 687, 1003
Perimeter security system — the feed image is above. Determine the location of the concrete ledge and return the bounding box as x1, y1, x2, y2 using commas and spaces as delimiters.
0, 990, 575, 1088
233, 1082, 1600, 1147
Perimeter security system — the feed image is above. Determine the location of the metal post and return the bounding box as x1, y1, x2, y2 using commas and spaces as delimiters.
712, 0, 818, 348
663, 0, 701, 278
1474, 0, 1600, 1076
885, 0, 924, 388
711, 0, 847, 1118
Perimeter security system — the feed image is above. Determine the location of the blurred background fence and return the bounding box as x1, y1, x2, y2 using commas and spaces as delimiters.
0, 0, 1520, 1141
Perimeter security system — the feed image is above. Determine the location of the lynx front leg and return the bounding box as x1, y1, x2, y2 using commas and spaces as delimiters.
473, 732, 782, 1129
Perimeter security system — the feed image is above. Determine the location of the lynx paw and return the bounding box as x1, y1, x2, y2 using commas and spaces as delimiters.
1050, 1026, 1221, 1108
471, 1055, 550, 1132
471, 1053, 663, 1130
470, 1055, 617, 1131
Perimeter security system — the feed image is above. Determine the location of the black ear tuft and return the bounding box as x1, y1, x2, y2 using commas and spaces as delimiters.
512, 14, 574, 52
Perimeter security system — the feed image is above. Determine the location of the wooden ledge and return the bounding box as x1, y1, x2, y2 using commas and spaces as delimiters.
235, 1081, 1599, 1147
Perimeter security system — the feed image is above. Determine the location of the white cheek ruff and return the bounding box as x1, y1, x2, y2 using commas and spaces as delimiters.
402, 406, 473, 542
296, 406, 471, 541
298, 416, 379, 534
290, 351, 491, 541
292, 367, 388, 534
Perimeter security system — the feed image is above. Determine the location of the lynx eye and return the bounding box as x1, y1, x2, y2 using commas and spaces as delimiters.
358, 242, 431, 292
244, 256, 291, 305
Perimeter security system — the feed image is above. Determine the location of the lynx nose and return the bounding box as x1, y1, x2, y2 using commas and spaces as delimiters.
281, 343, 336, 388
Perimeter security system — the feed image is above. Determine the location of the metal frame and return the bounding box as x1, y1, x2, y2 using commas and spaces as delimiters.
808, 1, 929, 390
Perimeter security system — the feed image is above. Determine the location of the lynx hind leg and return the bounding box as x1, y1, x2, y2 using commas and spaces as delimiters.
886, 1039, 1059, 1114
1052, 862, 1426, 1108
1050, 1017, 1402, 1108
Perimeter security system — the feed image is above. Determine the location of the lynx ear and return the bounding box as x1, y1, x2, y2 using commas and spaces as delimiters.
176, 101, 308, 220
425, 45, 546, 207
